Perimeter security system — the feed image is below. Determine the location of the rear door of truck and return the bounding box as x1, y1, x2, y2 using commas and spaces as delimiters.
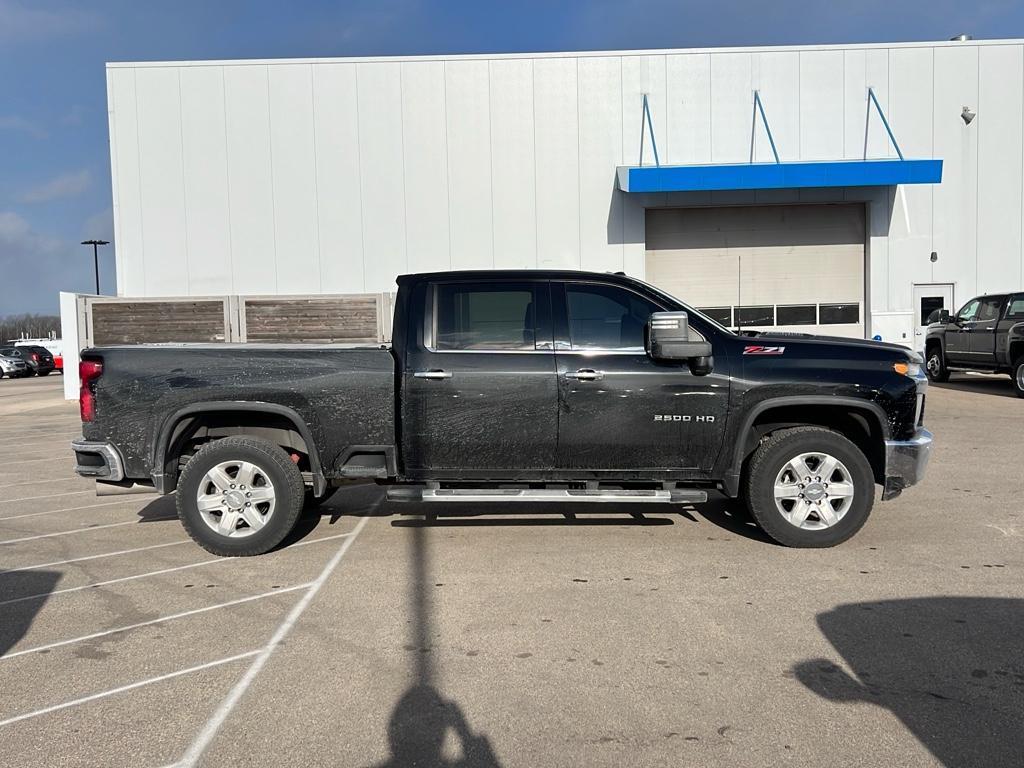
401, 277, 558, 477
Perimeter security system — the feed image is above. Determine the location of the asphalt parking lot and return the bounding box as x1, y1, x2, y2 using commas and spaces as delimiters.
0, 373, 1021, 767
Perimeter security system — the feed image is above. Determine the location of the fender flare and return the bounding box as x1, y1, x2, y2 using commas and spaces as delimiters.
721, 395, 891, 497
152, 401, 325, 495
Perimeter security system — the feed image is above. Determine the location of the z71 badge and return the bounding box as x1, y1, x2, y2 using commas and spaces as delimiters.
743, 345, 786, 355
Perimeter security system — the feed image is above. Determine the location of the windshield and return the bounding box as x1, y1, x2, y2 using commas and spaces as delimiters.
626, 276, 736, 336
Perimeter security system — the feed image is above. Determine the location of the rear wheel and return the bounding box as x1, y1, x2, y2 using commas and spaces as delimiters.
38, 371, 50, 376
925, 346, 949, 383
1013, 357, 1024, 398
176, 437, 305, 556
743, 427, 875, 548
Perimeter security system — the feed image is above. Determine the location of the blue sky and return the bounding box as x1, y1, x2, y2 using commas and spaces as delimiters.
1, 0, 1020, 315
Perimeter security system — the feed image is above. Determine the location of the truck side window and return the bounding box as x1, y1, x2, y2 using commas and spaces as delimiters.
565, 283, 662, 351
956, 299, 980, 322
976, 297, 1003, 323
1007, 296, 1024, 319
433, 282, 537, 351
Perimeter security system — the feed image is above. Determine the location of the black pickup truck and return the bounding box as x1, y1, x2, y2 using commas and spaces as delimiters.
72, 270, 932, 555
924, 292, 1024, 397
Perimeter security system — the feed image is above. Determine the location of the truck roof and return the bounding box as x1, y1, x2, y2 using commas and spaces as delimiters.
396, 269, 633, 285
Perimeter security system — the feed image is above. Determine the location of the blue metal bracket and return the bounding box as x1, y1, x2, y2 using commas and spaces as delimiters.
751, 90, 780, 164
639, 93, 660, 167
865, 87, 904, 161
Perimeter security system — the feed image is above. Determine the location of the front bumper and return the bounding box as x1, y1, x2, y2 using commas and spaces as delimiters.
882, 428, 933, 500
71, 438, 125, 482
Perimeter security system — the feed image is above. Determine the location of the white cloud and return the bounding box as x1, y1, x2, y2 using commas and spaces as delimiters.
0, 211, 61, 255
0, 114, 47, 139
0, 0, 102, 43
19, 169, 92, 204
81, 207, 114, 242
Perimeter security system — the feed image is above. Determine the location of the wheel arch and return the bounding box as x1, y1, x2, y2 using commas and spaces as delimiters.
721, 396, 890, 496
153, 402, 325, 496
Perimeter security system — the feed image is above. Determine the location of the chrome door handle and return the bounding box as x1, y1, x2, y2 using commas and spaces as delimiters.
564, 368, 604, 381
414, 370, 453, 379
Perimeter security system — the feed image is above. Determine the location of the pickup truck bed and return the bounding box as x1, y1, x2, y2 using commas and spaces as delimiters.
81, 344, 395, 493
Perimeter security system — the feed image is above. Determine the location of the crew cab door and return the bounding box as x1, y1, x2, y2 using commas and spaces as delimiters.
945, 298, 979, 364
552, 280, 729, 474
969, 296, 1006, 366
402, 279, 558, 476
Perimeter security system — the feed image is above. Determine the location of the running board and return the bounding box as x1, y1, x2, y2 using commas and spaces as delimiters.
386, 487, 707, 504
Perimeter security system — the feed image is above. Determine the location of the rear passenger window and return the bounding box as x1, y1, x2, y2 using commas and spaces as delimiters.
565, 284, 661, 351
1007, 296, 1024, 319
433, 283, 537, 351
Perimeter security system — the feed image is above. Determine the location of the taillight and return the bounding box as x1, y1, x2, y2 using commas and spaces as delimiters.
79, 359, 103, 422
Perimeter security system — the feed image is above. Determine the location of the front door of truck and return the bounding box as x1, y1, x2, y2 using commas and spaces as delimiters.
552, 280, 729, 474
945, 298, 979, 364
969, 295, 1005, 366
402, 279, 558, 476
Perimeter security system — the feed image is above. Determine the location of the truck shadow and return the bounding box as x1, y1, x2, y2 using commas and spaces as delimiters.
793, 597, 1024, 768
932, 375, 1017, 399
0, 570, 61, 657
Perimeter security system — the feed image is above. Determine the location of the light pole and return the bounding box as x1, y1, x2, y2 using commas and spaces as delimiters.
80, 239, 109, 295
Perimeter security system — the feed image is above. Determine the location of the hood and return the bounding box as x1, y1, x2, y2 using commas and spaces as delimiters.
738, 330, 918, 359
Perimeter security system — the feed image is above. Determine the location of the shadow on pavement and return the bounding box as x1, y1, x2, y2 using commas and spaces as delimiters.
0, 570, 61, 656
364, 522, 501, 768
933, 375, 1017, 399
794, 597, 1024, 768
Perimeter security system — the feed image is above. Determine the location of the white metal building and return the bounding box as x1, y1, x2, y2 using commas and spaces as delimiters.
98, 38, 1024, 349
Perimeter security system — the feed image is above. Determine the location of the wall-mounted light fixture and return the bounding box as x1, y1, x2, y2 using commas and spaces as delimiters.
961, 106, 976, 125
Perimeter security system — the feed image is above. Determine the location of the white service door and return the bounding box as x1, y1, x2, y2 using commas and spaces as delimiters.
645, 204, 866, 338
912, 283, 955, 354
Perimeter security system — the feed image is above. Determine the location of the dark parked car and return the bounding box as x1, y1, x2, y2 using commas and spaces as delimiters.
1, 345, 55, 376
924, 292, 1024, 397
72, 270, 932, 556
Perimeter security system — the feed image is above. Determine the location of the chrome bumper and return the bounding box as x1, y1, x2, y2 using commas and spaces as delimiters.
882, 428, 933, 501
71, 438, 125, 482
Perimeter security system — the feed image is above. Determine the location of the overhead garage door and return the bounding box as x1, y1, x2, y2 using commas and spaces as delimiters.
645, 204, 866, 338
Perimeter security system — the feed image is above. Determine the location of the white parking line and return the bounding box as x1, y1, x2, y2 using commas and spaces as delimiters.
1, 476, 88, 488
0, 490, 92, 505
0, 499, 143, 522
0, 531, 355, 607
173, 515, 370, 767
0, 518, 175, 545
0, 540, 190, 574
1, 584, 310, 661
0, 650, 260, 728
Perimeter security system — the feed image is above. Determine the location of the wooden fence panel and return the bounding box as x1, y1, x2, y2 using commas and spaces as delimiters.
243, 296, 381, 343
91, 301, 228, 345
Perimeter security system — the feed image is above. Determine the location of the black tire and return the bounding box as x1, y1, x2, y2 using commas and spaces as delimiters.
743, 426, 875, 548
925, 346, 949, 383
176, 436, 305, 556
1013, 357, 1024, 399
38, 371, 50, 377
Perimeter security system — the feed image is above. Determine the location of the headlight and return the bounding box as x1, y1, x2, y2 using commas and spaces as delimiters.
893, 361, 923, 378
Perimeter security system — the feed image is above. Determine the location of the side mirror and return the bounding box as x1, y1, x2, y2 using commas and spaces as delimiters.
646, 311, 714, 375
938, 309, 952, 324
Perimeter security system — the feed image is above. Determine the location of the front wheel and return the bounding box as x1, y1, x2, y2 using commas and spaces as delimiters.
925, 347, 949, 383
176, 436, 306, 556
1013, 357, 1024, 399
743, 427, 875, 548
38, 370, 50, 376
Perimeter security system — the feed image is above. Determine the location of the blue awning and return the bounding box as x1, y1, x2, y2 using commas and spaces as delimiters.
616, 158, 943, 194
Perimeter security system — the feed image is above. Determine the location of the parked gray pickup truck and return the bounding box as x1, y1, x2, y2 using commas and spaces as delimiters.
924, 292, 1024, 397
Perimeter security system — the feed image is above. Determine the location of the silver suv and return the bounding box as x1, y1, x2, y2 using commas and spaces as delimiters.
0, 353, 29, 379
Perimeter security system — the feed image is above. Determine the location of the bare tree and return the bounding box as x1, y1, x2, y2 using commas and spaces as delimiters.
0, 314, 61, 342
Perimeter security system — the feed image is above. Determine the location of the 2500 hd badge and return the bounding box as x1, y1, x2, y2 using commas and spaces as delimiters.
72, 269, 933, 554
